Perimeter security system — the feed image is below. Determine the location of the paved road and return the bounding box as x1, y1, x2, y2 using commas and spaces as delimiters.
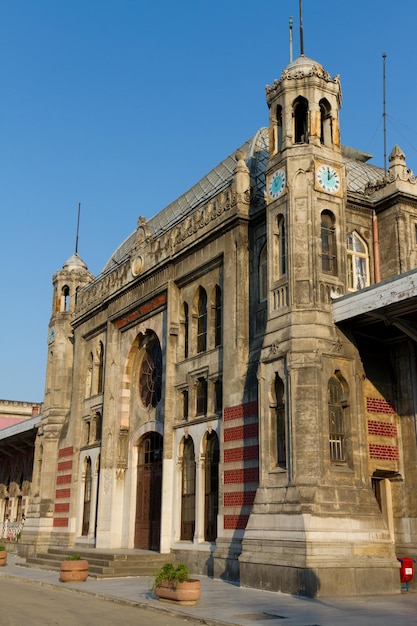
0, 578, 202, 626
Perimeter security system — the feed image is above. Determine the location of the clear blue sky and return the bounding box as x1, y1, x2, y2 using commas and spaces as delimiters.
1, 0, 417, 402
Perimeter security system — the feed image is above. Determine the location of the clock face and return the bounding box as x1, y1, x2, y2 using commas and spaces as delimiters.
268, 168, 286, 200
316, 164, 341, 194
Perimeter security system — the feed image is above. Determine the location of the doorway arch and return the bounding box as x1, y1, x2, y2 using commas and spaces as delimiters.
134, 432, 163, 551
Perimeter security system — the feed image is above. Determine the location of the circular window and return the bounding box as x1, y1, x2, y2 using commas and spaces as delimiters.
139, 332, 162, 408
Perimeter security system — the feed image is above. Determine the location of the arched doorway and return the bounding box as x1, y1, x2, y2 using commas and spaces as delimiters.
135, 432, 163, 551
204, 431, 219, 542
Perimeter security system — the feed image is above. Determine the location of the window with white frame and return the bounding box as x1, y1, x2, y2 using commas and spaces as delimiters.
347, 231, 369, 291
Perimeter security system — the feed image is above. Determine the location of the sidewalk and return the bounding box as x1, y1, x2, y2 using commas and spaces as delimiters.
1, 553, 416, 626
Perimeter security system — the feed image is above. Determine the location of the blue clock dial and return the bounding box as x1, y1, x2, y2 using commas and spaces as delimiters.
316, 164, 341, 194
268, 168, 286, 200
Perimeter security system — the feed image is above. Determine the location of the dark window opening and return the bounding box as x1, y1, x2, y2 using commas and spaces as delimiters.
197, 288, 207, 353
328, 376, 346, 462
196, 377, 208, 416
214, 286, 222, 348
294, 97, 309, 143
320, 98, 332, 145
321, 211, 337, 275
275, 375, 286, 469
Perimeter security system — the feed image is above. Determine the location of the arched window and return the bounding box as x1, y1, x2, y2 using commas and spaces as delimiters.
85, 352, 93, 398
182, 302, 189, 358
293, 96, 309, 143
277, 215, 286, 277
181, 436, 196, 540
319, 98, 332, 145
139, 331, 162, 408
276, 105, 283, 153
214, 285, 222, 348
259, 243, 267, 302
204, 431, 219, 541
97, 342, 104, 395
321, 211, 337, 275
197, 288, 207, 353
275, 375, 286, 469
196, 377, 207, 416
328, 375, 347, 462
62, 285, 70, 312
347, 231, 369, 291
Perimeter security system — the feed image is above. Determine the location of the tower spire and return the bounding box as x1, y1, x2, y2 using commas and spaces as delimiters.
289, 16, 293, 63
299, 0, 304, 56
75, 202, 81, 255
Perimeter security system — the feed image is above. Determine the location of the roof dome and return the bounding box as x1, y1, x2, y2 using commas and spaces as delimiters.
63, 253, 88, 271
282, 54, 326, 79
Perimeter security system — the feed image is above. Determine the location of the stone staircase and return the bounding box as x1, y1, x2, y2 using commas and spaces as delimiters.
23, 547, 178, 579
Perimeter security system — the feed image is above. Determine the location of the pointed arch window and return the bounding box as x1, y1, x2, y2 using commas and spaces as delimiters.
204, 431, 219, 542
139, 331, 162, 409
214, 285, 222, 348
347, 231, 369, 291
259, 243, 267, 302
197, 288, 207, 353
277, 215, 286, 277
97, 341, 104, 394
182, 302, 189, 358
181, 436, 196, 540
275, 375, 286, 469
294, 96, 309, 143
62, 285, 70, 312
321, 211, 337, 275
319, 98, 332, 145
328, 375, 347, 462
86, 352, 93, 398
276, 105, 283, 153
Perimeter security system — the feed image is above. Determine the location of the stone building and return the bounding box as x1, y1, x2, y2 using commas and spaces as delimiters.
18, 51, 417, 597
0, 400, 41, 530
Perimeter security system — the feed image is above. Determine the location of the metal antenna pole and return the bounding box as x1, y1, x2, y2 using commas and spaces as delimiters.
289, 15, 293, 63
383, 54, 387, 174
299, 0, 304, 55
75, 202, 81, 255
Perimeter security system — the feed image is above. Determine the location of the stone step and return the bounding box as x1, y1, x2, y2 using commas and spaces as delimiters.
24, 547, 179, 579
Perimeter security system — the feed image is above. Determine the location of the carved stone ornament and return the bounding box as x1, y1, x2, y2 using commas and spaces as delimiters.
131, 255, 144, 277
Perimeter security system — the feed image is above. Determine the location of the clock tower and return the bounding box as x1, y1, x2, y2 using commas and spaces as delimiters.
22, 253, 93, 556
239, 54, 399, 596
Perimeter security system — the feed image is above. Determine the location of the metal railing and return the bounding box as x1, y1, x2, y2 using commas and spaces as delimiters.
1, 520, 24, 541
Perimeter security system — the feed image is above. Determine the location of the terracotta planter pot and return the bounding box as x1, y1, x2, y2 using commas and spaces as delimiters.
0, 550, 7, 567
155, 579, 201, 605
60, 559, 89, 582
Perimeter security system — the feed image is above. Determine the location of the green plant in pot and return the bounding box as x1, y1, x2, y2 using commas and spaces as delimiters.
152, 562, 200, 605
0, 544, 6, 567
60, 553, 89, 582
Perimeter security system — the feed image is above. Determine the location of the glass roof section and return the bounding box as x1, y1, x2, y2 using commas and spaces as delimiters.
100, 129, 384, 277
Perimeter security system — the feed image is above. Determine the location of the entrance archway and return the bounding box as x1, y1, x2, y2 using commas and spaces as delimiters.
135, 432, 163, 550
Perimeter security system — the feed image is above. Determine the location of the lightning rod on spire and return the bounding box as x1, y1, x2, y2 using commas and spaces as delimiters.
75, 202, 81, 255
289, 16, 293, 63
383, 53, 387, 174
299, 0, 304, 56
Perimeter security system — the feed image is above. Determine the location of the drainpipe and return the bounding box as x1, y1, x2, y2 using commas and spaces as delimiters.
373, 210, 381, 283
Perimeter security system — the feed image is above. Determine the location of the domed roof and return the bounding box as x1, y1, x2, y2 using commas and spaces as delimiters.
63, 253, 88, 271
282, 54, 326, 79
